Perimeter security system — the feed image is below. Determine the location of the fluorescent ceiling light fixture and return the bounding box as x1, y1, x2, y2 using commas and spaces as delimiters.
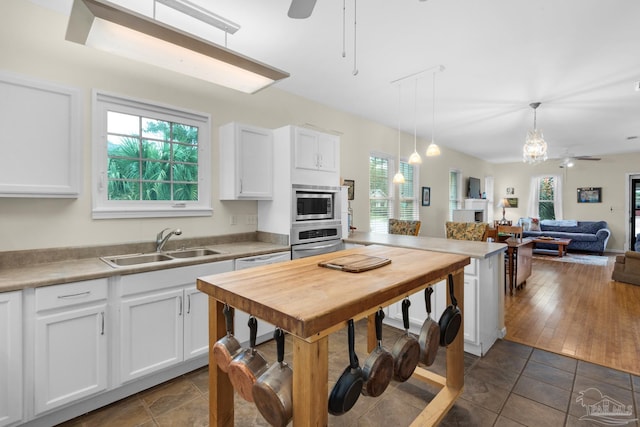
65, 0, 289, 94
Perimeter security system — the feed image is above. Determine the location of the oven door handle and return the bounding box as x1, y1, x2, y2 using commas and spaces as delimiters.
295, 241, 342, 252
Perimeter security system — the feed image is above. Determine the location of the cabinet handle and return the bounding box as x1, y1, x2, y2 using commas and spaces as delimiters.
187, 295, 191, 314
57, 291, 91, 299
318, 153, 323, 168
178, 296, 183, 316
100, 312, 105, 335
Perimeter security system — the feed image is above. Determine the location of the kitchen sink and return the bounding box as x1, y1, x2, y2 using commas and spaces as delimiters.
101, 247, 223, 267
166, 248, 221, 258
101, 253, 173, 267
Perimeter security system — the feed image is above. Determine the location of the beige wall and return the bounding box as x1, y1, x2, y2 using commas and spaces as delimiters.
0, 0, 493, 251
3, 1, 635, 253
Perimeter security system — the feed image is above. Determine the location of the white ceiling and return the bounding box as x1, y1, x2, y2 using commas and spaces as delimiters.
33, 0, 640, 163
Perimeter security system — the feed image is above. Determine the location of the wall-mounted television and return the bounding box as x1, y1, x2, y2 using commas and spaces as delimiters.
468, 177, 481, 199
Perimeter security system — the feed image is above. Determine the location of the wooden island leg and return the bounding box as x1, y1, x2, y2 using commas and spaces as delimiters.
208, 298, 234, 427
292, 335, 329, 427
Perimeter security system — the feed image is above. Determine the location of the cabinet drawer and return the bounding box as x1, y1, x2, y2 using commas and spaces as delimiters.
464, 258, 478, 276
36, 279, 108, 312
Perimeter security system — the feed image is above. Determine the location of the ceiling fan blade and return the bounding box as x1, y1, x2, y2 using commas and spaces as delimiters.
574, 155, 601, 161
288, 0, 317, 19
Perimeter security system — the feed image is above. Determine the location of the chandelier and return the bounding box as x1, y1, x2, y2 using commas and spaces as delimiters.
522, 102, 548, 164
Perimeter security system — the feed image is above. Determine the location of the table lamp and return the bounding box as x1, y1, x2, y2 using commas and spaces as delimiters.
497, 198, 510, 224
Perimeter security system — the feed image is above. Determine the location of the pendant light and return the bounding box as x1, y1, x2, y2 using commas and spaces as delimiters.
522, 102, 548, 164
408, 78, 422, 165
392, 83, 406, 184
426, 70, 442, 157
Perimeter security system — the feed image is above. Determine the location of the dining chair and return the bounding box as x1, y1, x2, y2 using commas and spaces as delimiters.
497, 225, 523, 242
445, 222, 488, 241
388, 219, 421, 236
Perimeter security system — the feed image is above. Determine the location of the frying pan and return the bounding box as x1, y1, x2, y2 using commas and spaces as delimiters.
228, 316, 269, 402
390, 298, 420, 382
361, 309, 394, 397
328, 319, 364, 415
212, 304, 242, 373
252, 328, 293, 427
438, 274, 462, 347
419, 287, 440, 366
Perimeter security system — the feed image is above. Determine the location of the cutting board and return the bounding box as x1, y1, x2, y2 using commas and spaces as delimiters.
318, 254, 391, 273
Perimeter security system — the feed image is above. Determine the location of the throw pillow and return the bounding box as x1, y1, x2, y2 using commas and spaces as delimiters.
518, 217, 531, 231
529, 217, 541, 231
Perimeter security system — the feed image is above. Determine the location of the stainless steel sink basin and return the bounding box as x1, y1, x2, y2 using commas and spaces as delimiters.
166, 248, 221, 258
102, 253, 173, 267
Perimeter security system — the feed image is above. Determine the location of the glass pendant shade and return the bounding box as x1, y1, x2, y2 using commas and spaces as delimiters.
392, 172, 406, 184
426, 141, 441, 156
408, 150, 422, 165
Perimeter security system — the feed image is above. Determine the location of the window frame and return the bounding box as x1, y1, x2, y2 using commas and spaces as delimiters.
369, 151, 419, 233
92, 91, 212, 219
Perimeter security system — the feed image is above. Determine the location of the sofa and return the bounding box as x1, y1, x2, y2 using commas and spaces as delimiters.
612, 251, 640, 286
517, 218, 611, 255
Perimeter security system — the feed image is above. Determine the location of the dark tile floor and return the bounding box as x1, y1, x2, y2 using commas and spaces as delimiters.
59, 320, 640, 426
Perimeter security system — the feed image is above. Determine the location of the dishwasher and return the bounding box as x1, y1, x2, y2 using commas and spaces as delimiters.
232, 251, 291, 345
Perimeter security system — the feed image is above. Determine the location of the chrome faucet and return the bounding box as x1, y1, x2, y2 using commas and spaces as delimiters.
156, 228, 182, 252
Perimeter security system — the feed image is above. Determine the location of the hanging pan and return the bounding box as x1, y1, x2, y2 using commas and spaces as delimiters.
212, 304, 242, 373
328, 319, 364, 415
439, 274, 462, 347
252, 328, 293, 427
228, 316, 269, 402
418, 287, 440, 366
390, 298, 421, 382
361, 309, 394, 397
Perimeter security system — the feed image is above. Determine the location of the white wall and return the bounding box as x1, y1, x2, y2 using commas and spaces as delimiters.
0, 0, 493, 251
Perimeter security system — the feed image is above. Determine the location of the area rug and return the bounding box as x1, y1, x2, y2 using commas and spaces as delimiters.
532, 252, 609, 266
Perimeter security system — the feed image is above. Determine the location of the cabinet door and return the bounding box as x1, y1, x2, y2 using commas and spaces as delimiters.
0, 292, 21, 427
463, 277, 478, 344
34, 303, 107, 414
294, 127, 320, 170
316, 133, 338, 172
237, 125, 273, 198
120, 288, 183, 382
183, 286, 209, 360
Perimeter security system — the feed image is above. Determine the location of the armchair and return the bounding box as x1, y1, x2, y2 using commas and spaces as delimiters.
612, 251, 640, 286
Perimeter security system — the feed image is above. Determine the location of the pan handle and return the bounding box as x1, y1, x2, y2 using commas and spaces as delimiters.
448, 274, 458, 308
347, 319, 359, 369
424, 287, 434, 315
375, 309, 384, 343
401, 298, 411, 331
223, 304, 234, 335
274, 328, 285, 364
249, 316, 258, 349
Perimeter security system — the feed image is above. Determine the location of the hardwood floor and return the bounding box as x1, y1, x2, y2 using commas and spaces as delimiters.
505, 253, 640, 376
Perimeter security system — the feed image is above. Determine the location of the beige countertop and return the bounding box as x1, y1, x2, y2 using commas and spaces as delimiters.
344, 231, 506, 259
0, 240, 289, 293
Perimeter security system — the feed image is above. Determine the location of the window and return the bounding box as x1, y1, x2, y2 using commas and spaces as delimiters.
449, 169, 462, 220
538, 176, 556, 220
93, 92, 211, 218
369, 153, 418, 233
528, 175, 563, 220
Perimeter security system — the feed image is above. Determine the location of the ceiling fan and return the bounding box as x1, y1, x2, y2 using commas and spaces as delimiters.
559, 155, 601, 168
288, 0, 317, 19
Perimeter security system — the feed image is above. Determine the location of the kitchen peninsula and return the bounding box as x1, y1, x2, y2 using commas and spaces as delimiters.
197, 245, 469, 427
344, 231, 507, 357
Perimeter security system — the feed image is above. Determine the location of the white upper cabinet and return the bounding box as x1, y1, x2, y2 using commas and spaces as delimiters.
293, 127, 339, 173
0, 72, 81, 198
219, 122, 273, 200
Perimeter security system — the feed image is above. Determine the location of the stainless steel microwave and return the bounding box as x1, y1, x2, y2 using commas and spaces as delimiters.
292, 185, 340, 222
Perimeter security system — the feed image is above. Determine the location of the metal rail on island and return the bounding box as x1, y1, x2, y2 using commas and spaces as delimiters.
197, 245, 468, 426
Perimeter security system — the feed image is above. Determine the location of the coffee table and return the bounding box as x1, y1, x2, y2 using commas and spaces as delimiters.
531, 237, 572, 257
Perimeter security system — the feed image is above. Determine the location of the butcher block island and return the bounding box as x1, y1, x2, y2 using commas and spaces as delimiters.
197, 245, 470, 427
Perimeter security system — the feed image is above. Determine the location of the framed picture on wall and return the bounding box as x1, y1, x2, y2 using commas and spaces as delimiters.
344, 179, 355, 200
577, 187, 602, 203
422, 187, 431, 206
506, 197, 518, 208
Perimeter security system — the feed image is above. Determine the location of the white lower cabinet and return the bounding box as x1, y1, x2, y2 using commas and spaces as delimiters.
119, 261, 233, 383
385, 255, 500, 356
34, 279, 108, 414
0, 291, 22, 427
